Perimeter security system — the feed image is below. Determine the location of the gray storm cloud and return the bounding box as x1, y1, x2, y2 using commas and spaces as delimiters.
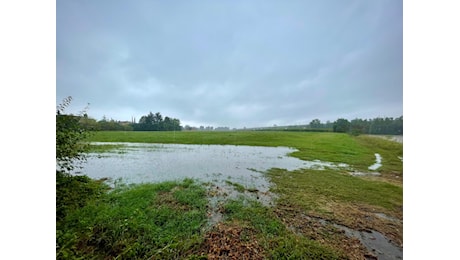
57, 0, 402, 128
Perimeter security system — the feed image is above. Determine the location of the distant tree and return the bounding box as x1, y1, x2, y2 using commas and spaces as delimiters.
393, 116, 403, 135
350, 118, 369, 135
333, 118, 350, 133
309, 119, 322, 129
329, 116, 403, 135
136, 112, 155, 130
133, 111, 181, 131
154, 112, 163, 124
171, 118, 182, 131
368, 117, 400, 135
324, 120, 333, 129
161, 116, 181, 131
79, 114, 100, 131
97, 118, 128, 131
139, 112, 154, 125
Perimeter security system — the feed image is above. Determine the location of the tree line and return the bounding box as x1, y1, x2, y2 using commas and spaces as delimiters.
255, 116, 402, 135
71, 97, 402, 135
133, 112, 181, 131
78, 114, 402, 135
78, 111, 182, 131
312, 116, 403, 135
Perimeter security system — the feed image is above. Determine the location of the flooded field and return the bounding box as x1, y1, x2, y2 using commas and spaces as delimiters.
75, 142, 350, 190
60, 131, 402, 259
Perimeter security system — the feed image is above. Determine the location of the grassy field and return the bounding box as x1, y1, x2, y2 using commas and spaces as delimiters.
58, 131, 403, 259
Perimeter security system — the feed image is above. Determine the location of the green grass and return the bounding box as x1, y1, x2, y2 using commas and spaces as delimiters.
267, 168, 402, 215
57, 178, 208, 259
56, 172, 110, 222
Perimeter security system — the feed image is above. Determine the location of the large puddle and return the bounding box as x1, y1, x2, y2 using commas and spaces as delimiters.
74, 142, 349, 190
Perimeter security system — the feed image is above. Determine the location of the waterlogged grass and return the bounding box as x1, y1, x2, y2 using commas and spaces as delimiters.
87, 143, 127, 153
57, 178, 208, 259
86, 131, 402, 172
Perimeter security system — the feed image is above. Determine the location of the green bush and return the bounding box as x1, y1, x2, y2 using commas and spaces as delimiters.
56, 171, 109, 221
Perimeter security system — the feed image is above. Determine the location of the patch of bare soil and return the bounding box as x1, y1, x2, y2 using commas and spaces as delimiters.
199, 222, 265, 259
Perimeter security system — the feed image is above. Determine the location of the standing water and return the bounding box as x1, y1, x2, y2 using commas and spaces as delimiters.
74, 142, 350, 190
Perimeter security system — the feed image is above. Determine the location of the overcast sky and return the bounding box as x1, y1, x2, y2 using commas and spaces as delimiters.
56, 0, 402, 128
